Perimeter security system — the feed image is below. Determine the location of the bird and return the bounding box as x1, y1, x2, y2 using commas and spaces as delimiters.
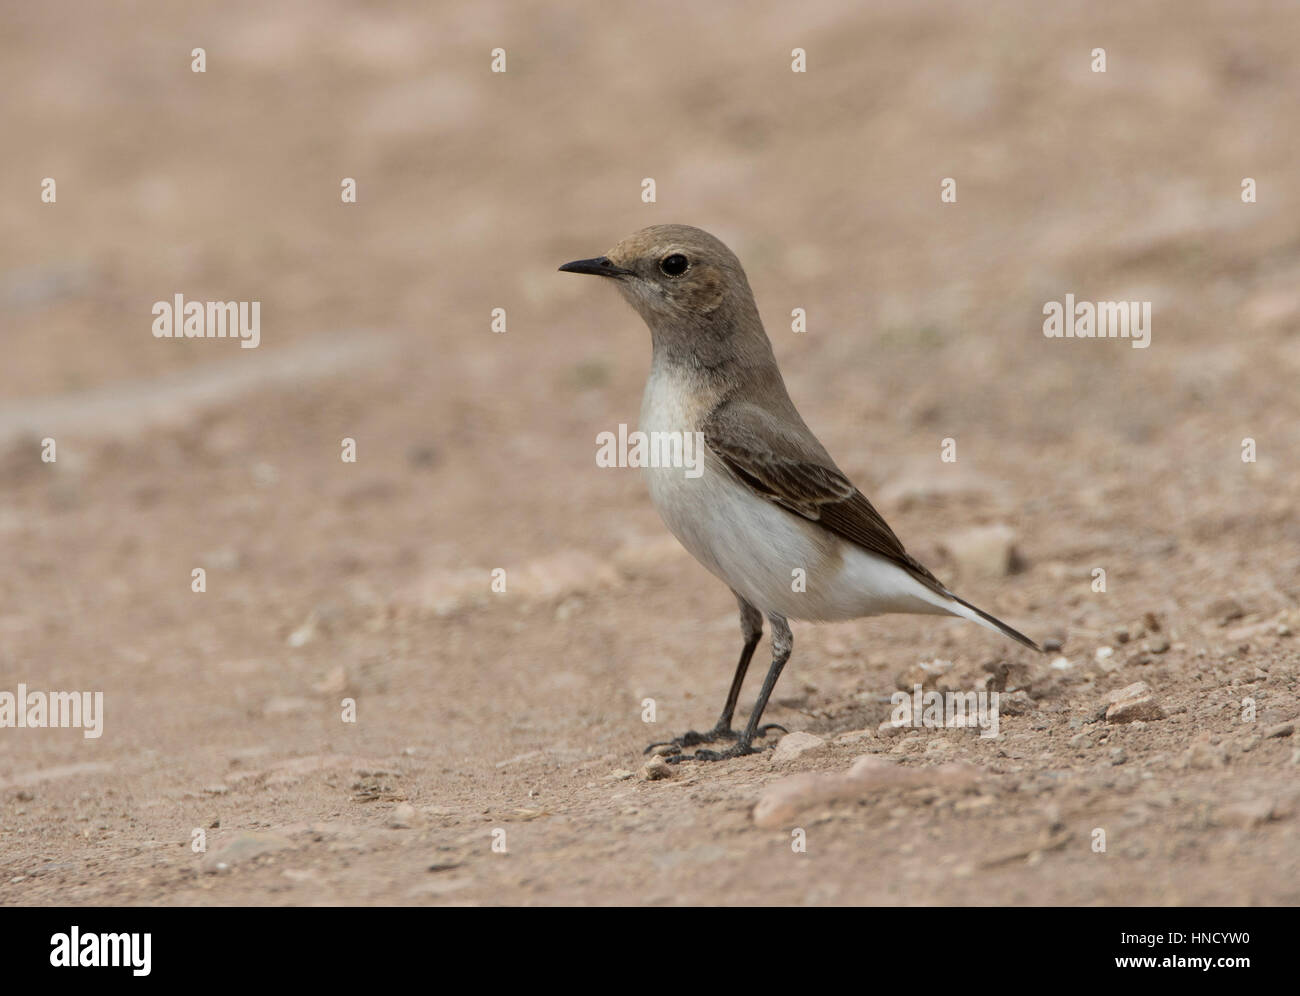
560, 224, 1040, 761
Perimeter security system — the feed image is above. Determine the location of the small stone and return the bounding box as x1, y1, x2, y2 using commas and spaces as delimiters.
1183, 738, 1228, 770
940, 524, 1021, 578
312, 665, 349, 696
1050, 656, 1073, 671
1042, 637, 1063, 653
1278, 623, 1292, 638
287, 613, 317, 648
1219, 799, 1276, 828
1109, 747, 1128, 765
1207, 597, 1245, 626
389, 802, 417, 829
1264, 721, 1295, 739
925, 739, 954, 754
1144, 637, 1170, 654
202, 831, 292, 872
1235, 735, 1262, 753
606, 768, 635, 781
1227, 621, 1275, 642
997, 690, 1034, 715
1114, 628, 1130, 644
384, 806, 416, 832
770, 732, 826, 764
752, 755, 979, 828
834, 728, 873, 744
1105, 682, 1164, 723
641, 756, 673, 780
1094, 646, 1121, 672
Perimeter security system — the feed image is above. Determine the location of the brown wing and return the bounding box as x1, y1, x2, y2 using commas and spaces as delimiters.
701, 399, 945, 594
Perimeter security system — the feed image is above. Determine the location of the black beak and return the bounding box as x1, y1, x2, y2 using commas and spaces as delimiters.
558, 256, 630, 277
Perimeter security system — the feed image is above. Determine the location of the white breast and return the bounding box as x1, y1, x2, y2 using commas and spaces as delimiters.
637, 365, 962, 623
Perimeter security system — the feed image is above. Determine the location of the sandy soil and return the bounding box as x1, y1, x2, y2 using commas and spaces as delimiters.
1, 0, 1298, 906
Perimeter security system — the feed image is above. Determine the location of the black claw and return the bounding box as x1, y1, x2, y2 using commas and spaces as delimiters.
644, 725, 738, 755
664, 740, 773, 763
646, 723, 784, 757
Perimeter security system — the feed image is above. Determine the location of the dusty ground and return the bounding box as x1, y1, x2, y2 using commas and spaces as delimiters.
2, 0, 1298, 906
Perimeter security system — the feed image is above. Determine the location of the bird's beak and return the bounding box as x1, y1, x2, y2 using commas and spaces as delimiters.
558, 256, 631, 277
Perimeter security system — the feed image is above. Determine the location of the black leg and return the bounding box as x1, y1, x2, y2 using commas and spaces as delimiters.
687, 614, 793, 761
716, 596, 763, 729
645, 594, 785, 756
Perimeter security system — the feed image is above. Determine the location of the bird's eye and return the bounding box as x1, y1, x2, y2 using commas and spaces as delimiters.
659, 253, 689, 277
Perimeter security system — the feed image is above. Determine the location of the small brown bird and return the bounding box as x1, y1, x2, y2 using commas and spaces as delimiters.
561, 225, 1040, 761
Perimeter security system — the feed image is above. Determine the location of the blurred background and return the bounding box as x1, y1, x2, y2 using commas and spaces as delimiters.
1, 0, 1297, 905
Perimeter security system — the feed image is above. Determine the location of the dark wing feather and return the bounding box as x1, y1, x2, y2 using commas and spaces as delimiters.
701, 400, 945, 594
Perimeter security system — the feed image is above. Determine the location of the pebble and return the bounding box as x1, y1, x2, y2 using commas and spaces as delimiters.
834, 728, 874, 745
1264, 721, 1295, 739
752, 755, 979, 828
1218, 799, 1276, 829
1183, 738, 1228, 770
770, 731, 826, 764
998, 690, 1035, 716
389, 802, 417, 829
1105, 681, 1165, 723
940, 524, 1020, 578
641, 756, 673, 781
202, 831, 293, 872
1207, 597, 1245, 626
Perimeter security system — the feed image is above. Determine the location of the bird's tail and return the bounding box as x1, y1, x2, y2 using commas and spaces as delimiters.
942, 590, 1042, 653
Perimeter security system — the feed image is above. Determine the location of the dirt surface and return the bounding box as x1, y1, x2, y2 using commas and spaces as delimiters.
2, 0, 1299, 906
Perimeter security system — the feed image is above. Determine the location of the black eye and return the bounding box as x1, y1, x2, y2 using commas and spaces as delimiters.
659, 253, 689, 276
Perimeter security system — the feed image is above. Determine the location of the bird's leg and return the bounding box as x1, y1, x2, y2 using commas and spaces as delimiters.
680, 614, 793, 762
645, 595, 784, 755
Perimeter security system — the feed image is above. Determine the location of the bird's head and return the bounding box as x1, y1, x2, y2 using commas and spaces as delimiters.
560, 225, 761, 340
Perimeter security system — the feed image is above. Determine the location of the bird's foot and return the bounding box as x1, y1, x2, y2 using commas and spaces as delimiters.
646, 723, 786, 762
644, 724, 738, 755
